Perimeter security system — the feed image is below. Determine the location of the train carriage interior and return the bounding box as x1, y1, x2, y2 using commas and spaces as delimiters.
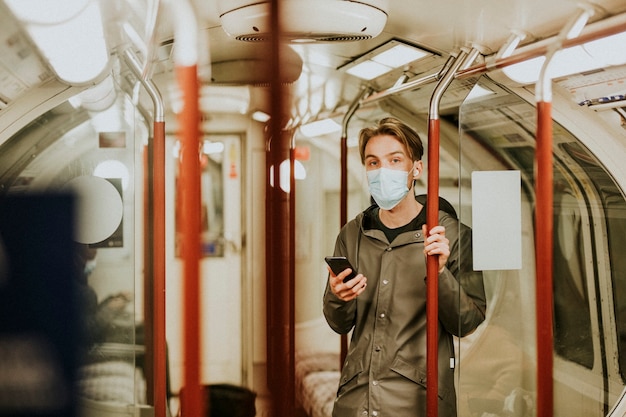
1, 0, 626, 416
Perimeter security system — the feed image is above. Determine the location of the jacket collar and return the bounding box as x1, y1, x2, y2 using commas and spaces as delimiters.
359, 204, 426, 246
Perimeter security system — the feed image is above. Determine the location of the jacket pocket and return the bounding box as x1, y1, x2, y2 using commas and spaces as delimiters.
390, 356, 427, 387
390, 357, 454, 402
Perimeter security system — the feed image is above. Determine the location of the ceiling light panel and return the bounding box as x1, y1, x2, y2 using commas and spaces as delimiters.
346, 61, 391, 80
341, 39, 434, 81
299, 119, 341, 137
371, 44, 430, 67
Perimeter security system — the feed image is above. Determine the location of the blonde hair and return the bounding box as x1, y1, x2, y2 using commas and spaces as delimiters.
358, 117, 424, 164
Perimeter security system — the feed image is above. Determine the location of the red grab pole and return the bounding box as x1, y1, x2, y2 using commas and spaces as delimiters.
338, 87, 369, 368
265, 0, 296, 415
532, 8, 594, 415
153, 119, 167, 417
535, 100, 554, 417
177, 63, 203, 417
425, 48, 475, 417
339, 132, 349, 366
124, 48, 168, 417
425, 117, 441, 417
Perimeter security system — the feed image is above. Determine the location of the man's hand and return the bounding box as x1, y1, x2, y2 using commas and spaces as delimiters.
328, 266, 368, 301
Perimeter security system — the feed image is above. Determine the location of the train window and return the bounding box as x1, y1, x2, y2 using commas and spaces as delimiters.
561, 141, 626, 379
500, 143, 596, 369
552, 172, 593, 368
174, 137, 226, 257
0, 91, 149, 408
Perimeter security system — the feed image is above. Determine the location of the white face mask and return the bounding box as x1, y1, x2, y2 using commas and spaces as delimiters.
84, 259, 97, 277
366, 168, 410, 210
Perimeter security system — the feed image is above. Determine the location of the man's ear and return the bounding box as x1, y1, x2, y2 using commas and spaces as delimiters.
413, 161, 423, 178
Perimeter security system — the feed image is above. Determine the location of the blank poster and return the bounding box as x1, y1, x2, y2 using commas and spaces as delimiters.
471, 170, 522, 270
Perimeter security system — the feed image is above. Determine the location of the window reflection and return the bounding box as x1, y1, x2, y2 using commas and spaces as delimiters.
174, 140, 225, 257
553, 183, 593, 368
561, 142, 626, 379
201, 150, 225, 257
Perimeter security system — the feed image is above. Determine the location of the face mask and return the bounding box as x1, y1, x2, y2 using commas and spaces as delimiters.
84, 259, 97, 277
367, 168, 410, 210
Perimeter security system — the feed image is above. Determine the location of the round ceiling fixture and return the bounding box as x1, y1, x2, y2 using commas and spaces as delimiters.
63, 176, 123, 244
218, 0, 389, 42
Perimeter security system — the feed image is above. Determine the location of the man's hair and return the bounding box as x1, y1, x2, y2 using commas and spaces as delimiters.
358, 117, 424, 164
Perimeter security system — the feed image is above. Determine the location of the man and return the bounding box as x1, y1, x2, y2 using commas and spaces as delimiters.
323, 117, 486, 417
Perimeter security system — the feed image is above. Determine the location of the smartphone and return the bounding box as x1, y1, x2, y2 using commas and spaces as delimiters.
325, 256, 357, 283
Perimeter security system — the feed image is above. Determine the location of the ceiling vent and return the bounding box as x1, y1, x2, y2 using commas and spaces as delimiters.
218, 0, 389, 42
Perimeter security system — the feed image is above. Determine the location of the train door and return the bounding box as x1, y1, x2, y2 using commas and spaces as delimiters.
199, 134, 244, 384
167, 133, 245, 392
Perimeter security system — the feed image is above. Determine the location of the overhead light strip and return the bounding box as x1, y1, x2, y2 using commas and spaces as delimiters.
299, 119, 341, 137
341, 40, 433, 80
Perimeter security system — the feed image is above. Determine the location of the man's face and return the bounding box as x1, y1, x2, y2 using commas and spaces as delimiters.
363, 134, 421, 178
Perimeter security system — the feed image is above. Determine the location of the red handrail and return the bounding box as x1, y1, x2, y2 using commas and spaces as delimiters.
125, 46, 168, 417
535, 100, 554, 417
425, 117, 441, 417
265, 0, 296, 415
177, 63, 203, 417
338, 87, 369, 367
142, 141, 152, 404
153, 120, 167, 417
339, 133, 349, 366
425, 49, 471, 417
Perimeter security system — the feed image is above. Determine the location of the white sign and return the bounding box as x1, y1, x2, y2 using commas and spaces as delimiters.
472, 170, 522, 270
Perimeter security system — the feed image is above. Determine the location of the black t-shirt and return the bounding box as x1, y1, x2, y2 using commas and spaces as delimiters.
371, 206, 426, 243
363, 195, 457, 242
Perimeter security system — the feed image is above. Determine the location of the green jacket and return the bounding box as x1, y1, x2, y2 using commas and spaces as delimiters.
323, 204, 486, 417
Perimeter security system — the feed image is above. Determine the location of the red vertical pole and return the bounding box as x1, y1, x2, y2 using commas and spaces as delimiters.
288, 145, 297, 413
143, 142, 154, 406
153, 120, 167, 417
425, 48, 474, 417
535, 100, 554, 417
177, 63, 203, 417
531, 10, 593, 415
424, 49, 469, 417
337, 87, 369, 368
265, 0, 295, 415
126, 46, 167, 417
340, 133, 348, 228
426, 117, 440, 417
339, 133, 348, 366
339, 133, 348, 238
266, 135, 294, 415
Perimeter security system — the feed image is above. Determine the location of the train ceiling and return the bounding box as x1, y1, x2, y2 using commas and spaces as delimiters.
0, 0, 626, 140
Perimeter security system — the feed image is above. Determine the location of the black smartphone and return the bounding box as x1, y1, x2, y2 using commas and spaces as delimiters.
325, 256, 357, 283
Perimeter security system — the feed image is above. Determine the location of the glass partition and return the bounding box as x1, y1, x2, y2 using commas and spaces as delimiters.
0, 88, 149, 414
456, 76, 626, 417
